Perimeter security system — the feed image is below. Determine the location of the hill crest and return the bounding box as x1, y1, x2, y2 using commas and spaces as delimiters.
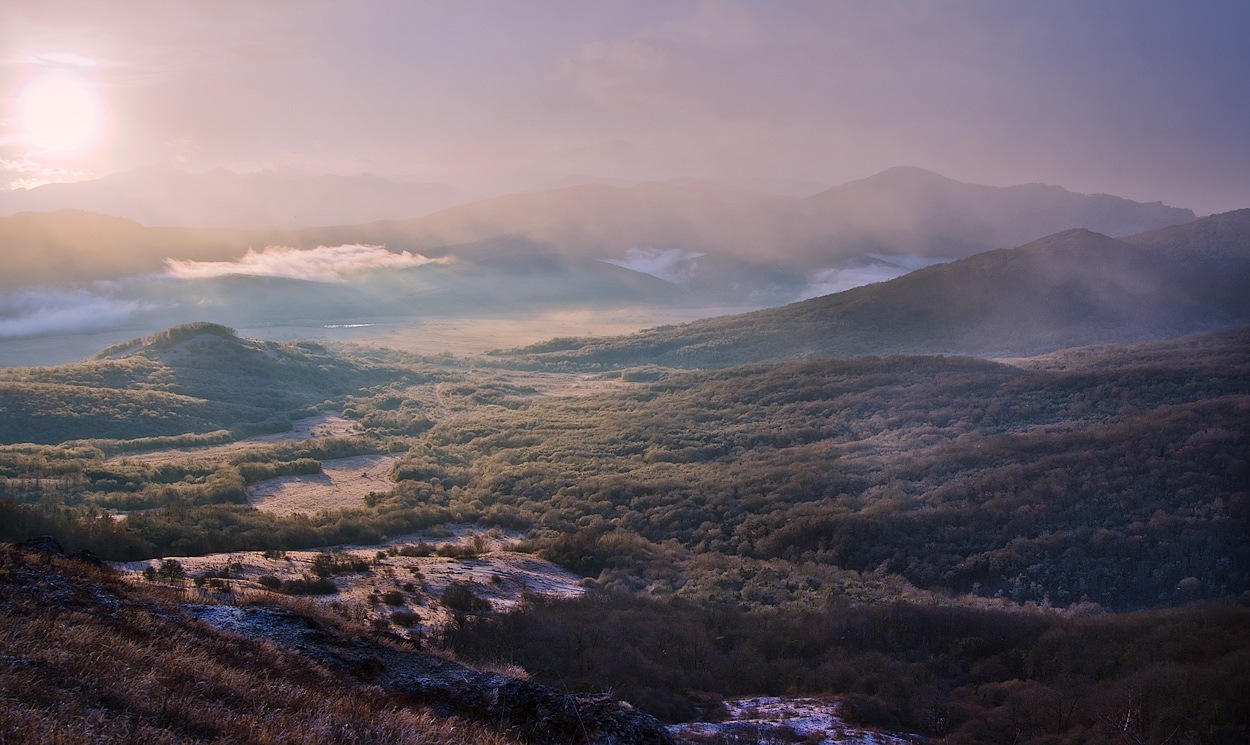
493, 212, 1250, 368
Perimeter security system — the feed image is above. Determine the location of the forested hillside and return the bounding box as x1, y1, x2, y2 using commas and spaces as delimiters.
5, 324, 1244, 611
0, 322, 422, 444
445, 593, 1250, 741
401, 329, 1250, 610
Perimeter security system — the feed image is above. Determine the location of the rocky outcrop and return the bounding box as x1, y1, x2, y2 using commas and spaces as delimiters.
18, 535, 105, 567
189, 604, 675, 745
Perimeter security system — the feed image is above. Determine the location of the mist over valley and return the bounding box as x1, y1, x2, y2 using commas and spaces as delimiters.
0, 167, 1203, 365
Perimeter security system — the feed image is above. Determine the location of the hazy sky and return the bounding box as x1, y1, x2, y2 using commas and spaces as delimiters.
2, 0, 1248, 213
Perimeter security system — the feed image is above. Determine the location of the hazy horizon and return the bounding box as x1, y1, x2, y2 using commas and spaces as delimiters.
3, 1, 1249, 216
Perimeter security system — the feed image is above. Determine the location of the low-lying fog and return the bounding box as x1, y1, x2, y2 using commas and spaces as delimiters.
0, 239, 929, 367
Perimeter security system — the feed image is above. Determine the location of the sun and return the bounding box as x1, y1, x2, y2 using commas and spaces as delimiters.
15, 67, 105, 156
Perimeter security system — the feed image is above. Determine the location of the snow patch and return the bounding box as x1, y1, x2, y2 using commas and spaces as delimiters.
670, 696, 921, 744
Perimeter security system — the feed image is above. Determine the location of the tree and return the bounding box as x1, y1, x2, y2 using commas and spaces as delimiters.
156, 558, 185, 583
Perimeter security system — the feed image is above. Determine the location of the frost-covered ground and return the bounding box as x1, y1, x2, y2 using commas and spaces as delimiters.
670, 696, 920, 744
115, 527, 584, 636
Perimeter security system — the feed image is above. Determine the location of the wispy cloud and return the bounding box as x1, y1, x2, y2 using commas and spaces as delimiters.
0, 154, 95, 190
798, 254, 946, 300
0, 288, 145, 338
27, 51, 100, 68
602, 247, 705, 283
165, 244, 447, 282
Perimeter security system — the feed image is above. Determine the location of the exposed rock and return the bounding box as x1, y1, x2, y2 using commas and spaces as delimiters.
67, 549, 105, 567
189, 604, 675, 744
18, 535, 64, 555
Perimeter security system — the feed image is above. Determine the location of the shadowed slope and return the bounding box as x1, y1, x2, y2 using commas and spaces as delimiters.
495, 211, 1250, 369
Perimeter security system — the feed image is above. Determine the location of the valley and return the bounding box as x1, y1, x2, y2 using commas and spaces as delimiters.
2, 178, 1247, 745
2, 307, 1247, 742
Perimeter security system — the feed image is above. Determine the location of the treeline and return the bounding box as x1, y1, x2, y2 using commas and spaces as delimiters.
444, 592, 1250, 743
0, 494, 470, 561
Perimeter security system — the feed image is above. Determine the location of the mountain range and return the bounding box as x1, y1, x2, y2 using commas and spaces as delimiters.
498, 209, 1250, 367
0, 167, 1202, 350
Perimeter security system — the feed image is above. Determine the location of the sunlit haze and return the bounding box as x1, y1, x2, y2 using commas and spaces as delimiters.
2, 1, 1249, 213
15, 66, 104, 155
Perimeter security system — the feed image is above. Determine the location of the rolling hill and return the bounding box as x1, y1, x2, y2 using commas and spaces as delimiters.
3, 318, 1247, 743
0, 323, 397, 444
495, 209, 1250, 369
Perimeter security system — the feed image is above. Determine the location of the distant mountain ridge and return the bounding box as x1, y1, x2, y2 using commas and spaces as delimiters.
360, 167, 1194, 275
0, 165, 462, 228
792, 166, 1196, 263
495, 209, 1250, 368
0, 168, 1207, 347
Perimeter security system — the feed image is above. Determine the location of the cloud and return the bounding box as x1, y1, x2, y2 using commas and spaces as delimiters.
0, 288, 145, 338
602, 247, 705, 283
0, 154, 95, 190
798, 255, 946, 300
165, 244, 447, 282
28, 51, 100, 67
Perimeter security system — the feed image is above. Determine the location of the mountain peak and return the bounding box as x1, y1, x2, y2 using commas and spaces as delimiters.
867, 165, 954, 183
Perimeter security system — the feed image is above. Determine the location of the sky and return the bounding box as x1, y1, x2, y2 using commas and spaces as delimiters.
1, 0, 1249, 214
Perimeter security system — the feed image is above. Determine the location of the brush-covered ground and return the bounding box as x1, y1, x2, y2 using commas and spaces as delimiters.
2, 322, 1249, 743
0, 542, 524, 745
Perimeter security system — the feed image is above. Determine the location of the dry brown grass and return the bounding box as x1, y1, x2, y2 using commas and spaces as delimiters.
0, 545, 519, 745
246, 453, 401, 515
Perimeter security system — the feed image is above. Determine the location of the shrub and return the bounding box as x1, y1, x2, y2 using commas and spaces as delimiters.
279, 576, 338, 595
391, 610, 420, 627
440, 583, 491, 615
311, 551, 369, 578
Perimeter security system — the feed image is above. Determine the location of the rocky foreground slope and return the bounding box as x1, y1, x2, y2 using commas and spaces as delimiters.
0, 539, 672, 745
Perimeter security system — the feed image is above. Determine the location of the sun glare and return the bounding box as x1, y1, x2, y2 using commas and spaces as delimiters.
15, 67, 105, 156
